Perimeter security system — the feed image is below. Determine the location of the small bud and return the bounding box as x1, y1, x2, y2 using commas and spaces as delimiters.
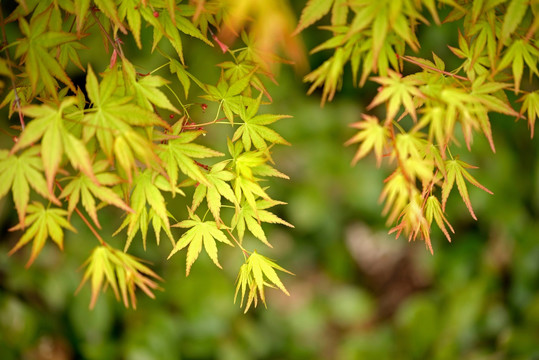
201, 103, 208, 112
153, 11, 159, 18
169, 114, 174, 119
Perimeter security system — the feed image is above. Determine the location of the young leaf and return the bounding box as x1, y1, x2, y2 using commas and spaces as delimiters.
345, 114, 389, 166
232, 95, 291, 151
116, 170, 179, 251
15, 9, 78, 97
60, 159, 133, 228
168, 214, 233, 275
158, 130, 223, 188
191, 160, 237, 222
77, 245, 162, 309
441, 159, 493, 220
232, 199, 293, 247
293, 0, 334, 35
0, 147, 58, 225
520, 91, 539, 138
14, 98, 96, 193
9, 202, 76, 267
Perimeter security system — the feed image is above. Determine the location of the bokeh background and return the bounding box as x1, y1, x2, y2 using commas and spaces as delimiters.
1, 1, 539, 359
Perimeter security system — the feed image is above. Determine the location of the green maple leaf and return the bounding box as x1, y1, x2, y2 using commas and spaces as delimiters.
13, 98, 96, 193
201, 75, 253, 123
167, 214, 233, 276
441, 159, 493, 220
158, 130, 223, 188
115, 170, 181, 251
15, 8, 78, 97
192, 160, 237, 222
77, 245, 162, 309
169, 58, 192, 98
232, 199, 293, 247
0, 147, 58, 225
369, 70, 424, 121
118, 0, 143, 48
122, 60, 179, 114
235, 251, 292, 312
232, 94, 291, 151
345, 114, 389, 166
140, 4, 212, 64
425, 195, 454, 243
83, 66, 167, 180
293, 0, 333, 35
9, 202, 76, 267
497, 39, 539, 93
520, 91, 539, 138
60, 159, 133, 228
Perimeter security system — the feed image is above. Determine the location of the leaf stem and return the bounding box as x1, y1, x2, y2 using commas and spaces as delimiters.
55, 182, 108, 247
225, 228, 250, 259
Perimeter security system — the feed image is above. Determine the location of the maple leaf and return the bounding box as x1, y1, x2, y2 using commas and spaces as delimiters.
140, 4, 212, 64
369, 70, 424, 121
0, 147, 58, 225
232, 199, 293, 247
60, 159, 133, 228
201, 75, 253, 123
83, 66, 167, 180
167, 214, 233, 276
115, 170, 181, 250
345, 114, 389, 166
497, 39, 539, 93
9, 202, 76, 267
425, 195, 454, 243
13, 98, 96, 193
118, 0, 143, 48
520, 91, 539, 138
77, 245, 162, 309
191, 160, 237, 222
293, 0, 333, 35
14, 8, 78, 97
232, 94, 291, 151
234, 251, 292, 312
441, 159, 493, 220
158, 130, 223, 188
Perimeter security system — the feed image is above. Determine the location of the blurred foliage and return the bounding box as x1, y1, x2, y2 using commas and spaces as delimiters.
1, 1, 539, 359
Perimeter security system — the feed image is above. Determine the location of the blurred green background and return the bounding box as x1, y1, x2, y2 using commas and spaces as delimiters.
1, 2, 539, 359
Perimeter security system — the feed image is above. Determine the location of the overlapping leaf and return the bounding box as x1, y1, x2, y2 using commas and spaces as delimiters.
0, 147, 57, 224
158, 130, 223, 188
13, 98, 96, 193
115, 170, 180, 250
60, 159, 133, 228
77, 245, 162, 309
235, 251, 292, 312
191, 160, 237, 222
14, 8, 77, 97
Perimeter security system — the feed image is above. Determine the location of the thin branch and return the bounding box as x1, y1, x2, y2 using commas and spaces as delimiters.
398, 54, 469, 81
90, 8, 122, 57
55, 182, 108, 247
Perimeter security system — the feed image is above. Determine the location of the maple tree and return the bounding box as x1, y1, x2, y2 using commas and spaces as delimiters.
0, 0, 538, 312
